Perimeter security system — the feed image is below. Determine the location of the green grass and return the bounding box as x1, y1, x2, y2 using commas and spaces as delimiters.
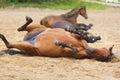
0, 0, 108, 10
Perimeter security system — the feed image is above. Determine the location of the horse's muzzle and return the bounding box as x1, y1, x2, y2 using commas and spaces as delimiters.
85, 16, 88, 19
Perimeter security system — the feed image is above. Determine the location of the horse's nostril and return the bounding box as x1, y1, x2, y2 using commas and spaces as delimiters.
85, 16, 88, 19
110, 52, 114, 56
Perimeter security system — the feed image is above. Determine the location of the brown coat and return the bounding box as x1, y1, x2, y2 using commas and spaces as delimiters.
0, 23, 114, 61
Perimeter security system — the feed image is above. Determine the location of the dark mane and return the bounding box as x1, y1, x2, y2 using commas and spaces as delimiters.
62, 6, 85, 18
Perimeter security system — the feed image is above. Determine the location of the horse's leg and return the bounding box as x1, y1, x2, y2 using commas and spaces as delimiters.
25, 24, 46, 32
18, 16, 46, 33
77, 23, 93, 31
17, 16, 33, 31
54, 40, 78, 53
0, 34, 35, 55
65, 26, 101, 43
54, 40, 92, 59
0, 34, 11, 48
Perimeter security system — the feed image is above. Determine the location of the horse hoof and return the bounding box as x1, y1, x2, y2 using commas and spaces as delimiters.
87, 36, 101, 43
84, 24, 93, 31
26, 16, 33, 23
17, 27, 23, 31
0, 34, 4, 39
89, 24, 93, 27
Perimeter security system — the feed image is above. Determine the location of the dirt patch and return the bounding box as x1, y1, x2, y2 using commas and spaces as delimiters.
0, 7, 120, 80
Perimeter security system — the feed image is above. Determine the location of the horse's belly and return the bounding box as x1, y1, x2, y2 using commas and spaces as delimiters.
52, 20, 76, 29
25, 30, 42, 46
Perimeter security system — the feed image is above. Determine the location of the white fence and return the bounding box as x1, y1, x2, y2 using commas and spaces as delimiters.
105, 0, 119, 3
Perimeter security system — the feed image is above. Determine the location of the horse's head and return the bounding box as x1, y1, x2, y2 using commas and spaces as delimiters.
86, 45, 114, 61
78, 6, 88, 19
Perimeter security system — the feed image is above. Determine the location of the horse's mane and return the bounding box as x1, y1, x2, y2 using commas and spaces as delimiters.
62, 6, 85, 18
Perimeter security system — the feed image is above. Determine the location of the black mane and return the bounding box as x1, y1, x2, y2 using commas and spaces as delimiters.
62, 6, 85, 18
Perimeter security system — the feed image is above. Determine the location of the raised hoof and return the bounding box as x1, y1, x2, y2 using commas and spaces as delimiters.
17, 27, 23, 31
0, 34, 4, 39
26, 16, 33, 23
17, 16, 33, 31
0, 34, 11, 48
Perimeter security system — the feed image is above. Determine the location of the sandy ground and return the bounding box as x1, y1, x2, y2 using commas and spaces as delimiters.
0, 7, 120, 80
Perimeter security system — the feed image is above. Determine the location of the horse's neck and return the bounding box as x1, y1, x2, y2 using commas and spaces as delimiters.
67, 14, 79, 24
61, 12, 79, 24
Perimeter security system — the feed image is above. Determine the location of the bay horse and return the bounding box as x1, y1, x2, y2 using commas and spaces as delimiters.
0, 17, 114, 61
18, 16, 101, 43
40, 6, 92, 30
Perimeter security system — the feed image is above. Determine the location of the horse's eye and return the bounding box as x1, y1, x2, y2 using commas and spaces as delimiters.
40, 21, 43, 25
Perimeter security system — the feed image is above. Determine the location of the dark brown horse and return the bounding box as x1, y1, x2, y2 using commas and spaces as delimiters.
18, 16, 100, 43
0, 17, 114, 61
40, 6, 92, 30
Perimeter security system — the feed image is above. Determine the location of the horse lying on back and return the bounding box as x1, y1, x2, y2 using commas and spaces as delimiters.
40, 6, 92, 31
0, 17, 114, 61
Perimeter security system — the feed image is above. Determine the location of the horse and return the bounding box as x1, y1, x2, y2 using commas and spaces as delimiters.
40, 6, 92, 30
18, 16, 101, 43
0, 17, 114, 61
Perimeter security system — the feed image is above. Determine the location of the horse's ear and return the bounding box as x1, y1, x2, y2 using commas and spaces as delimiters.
79, 6, 86, 10
40, 20, 43, 25
109, 45, 114, 56
109, 45, 114, 51
84, 6, 86, 9
80, 6, 86, 8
